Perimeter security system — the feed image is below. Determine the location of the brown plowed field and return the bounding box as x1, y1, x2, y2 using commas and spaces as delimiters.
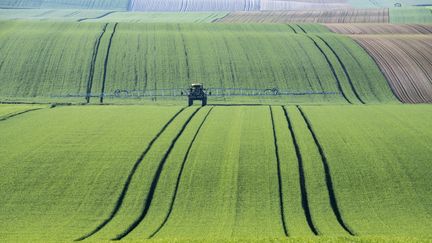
326, 24, 432, 34
353, 35, 432, 103
215, 8, 389, 23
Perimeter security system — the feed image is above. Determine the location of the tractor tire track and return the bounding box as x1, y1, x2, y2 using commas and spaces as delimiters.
75, 107, 186, 241
113, 107, 202, 240
281, 106, 318, 235
77, 11, 117, 22
100, 23, 119, 103
85, 23, 108, 103
269, 106, 289, 236
0, 108, 43, 122
304, 35, 352, 104
149, 107, 214, 239
296, 106, 355, 236
315, 36, 365, 104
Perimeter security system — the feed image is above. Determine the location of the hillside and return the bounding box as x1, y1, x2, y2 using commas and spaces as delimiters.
1, 104, 431, 242
0, 21, 397, 104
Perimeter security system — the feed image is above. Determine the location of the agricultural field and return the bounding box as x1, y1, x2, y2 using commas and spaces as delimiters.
353, 35, 432, 103
1, 1, 432, 242
0, 0, 129, 9
0, 21, 398, 104
1, 105, 432, 242
216, 9, 390, 23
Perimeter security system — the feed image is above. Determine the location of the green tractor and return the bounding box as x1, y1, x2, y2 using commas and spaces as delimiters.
184, 83, 209, 106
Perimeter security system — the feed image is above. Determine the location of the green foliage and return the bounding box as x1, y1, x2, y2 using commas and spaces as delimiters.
0, 9, 112, 21
83, 12, 229, 23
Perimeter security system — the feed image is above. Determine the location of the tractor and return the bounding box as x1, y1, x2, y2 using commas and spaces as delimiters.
183, 83, 209, 106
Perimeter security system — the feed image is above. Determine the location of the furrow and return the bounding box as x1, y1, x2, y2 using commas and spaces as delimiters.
281, 106, 318, 235
148, 107, 214, 239
113, 107, 202, 240
305, 36, 352, 104
85, 23, 108, 103
75, 107, 186, 241
296, 106, 355, 236
100, 23, 119, 103
269, 106, 289, 237
315, 36, 365, 104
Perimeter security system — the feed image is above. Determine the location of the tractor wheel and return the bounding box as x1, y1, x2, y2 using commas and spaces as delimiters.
188, 98, 193, 106
202, 97, 207, 106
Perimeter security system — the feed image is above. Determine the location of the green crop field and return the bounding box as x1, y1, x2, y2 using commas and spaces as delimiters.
1, 105, 431, 242
390, 7, 432, 23
1, 2, 432, 243
0, 21, 397, 104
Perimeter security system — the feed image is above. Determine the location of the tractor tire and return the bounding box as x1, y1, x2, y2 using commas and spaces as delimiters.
188, 98, 193, 106
202, 97, 207, 106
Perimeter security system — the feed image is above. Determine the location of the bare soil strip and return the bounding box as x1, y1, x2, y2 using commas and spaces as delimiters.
148, 107, 214, 239
353, 35, 432, 103
85, 23, 108, 103
75, 107, 186, 241
269, 106, 289, 236
113, 107, 202, 240
282, 106, 318, 235
326, 24, 432, 35
100, 23, 119, 103
297, 106, 355, 236
216, 8, 389, 23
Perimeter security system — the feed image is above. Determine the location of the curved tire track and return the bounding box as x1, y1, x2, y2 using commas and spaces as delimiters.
113, 107, 202, 240
269, 106, 289, 236
304, 35, 352, 104
75, 107, 186, 241
0, 108, 43, 121
100, 23, 119, 103
148, 107, 214, 238
296, 106, 355, 236
85, 23, 108, 103
281, 106, 318, 235
315, 36, 365, 104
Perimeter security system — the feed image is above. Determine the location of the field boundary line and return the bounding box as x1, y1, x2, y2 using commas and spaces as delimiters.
100, 23, 119, 103
296, 105, 355, 236
0, 108, 43, 122
269, 106, 289, 236
85, 23, 108, 103
75, 107, 186, 241
113, 107, 202, 240
281, 106, 318, 235
316, 36, 365, 104
149, 107, 214, 238
305, 35, 352, 104
77, 11, 117, 22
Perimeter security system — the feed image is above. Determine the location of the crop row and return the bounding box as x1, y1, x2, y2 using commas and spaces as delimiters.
325, 23, 432, 34
1, 105, 431, 241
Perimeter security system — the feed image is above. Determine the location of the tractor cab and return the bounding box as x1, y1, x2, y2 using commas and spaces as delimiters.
186, 83, 209, 106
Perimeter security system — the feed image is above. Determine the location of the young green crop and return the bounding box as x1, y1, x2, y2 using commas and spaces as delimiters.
0, 105, 182, 242
301, 105, 432, 236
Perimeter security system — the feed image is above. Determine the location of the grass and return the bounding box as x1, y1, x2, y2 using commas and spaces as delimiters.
0, 104, 45, 120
